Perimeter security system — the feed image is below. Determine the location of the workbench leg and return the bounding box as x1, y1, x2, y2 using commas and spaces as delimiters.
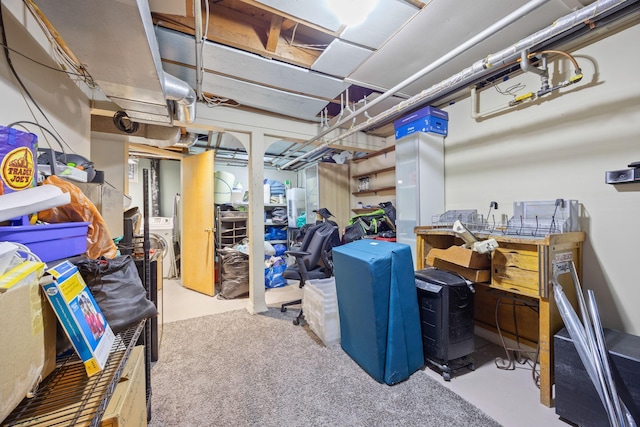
538, 297, 553, 407
416, 236, 425, 270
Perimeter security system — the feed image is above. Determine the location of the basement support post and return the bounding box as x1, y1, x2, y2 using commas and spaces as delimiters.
247, 130, 268, 314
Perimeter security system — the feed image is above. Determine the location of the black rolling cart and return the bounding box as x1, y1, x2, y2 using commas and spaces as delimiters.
415, 268, 476, 381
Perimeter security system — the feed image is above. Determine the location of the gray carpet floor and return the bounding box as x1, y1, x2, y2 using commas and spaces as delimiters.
149, 307, 501, 427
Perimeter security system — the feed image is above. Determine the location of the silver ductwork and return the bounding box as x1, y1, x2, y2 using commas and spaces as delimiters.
32, 0, 196, 126
163, 71, 197, 124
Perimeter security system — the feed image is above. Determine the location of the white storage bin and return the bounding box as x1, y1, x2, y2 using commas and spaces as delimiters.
303, 277, 340, 347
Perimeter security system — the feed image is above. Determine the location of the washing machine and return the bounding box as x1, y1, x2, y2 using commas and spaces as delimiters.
148, 217, 176, 278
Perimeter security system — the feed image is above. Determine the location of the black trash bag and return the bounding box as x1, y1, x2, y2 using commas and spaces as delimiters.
218, 248, 249, 299
342, 219, 366, 244
379, 201, 397, 229
76, 255, 158, 334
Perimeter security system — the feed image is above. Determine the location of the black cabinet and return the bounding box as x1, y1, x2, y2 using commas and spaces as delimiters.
415, 268, 475, 381
555, 327, 640, 426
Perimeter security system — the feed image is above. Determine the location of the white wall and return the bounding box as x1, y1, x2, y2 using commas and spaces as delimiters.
442, 23, 640, 334
127, 159, 298, 216
1, 1, 90, 158
214, 164, 299, 196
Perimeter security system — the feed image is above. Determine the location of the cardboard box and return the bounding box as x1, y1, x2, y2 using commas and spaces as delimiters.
393, 105, 449, 127
432, 258, 491, 283
101, 346, 147, 427
393, 105, 449, 139
0, 261, 57, 422
394, 115, 449, 138
426, 245, 491, 270
41, 260, 115, 377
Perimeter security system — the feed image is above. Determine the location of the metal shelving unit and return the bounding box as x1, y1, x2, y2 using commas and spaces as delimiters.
215, 206, 248, 249
2, 320, 145, 427
264, 203, 288, 247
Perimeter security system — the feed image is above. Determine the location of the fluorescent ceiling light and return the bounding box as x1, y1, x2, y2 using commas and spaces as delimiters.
326, 0, 378, 27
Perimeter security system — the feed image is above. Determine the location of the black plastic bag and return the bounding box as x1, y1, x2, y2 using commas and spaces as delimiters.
76, 255, 157, 333
379, 201, 397, 229
218, 248, 249, 299
342, 220, 366, 244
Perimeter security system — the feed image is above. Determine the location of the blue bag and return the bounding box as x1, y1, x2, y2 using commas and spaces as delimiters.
265, 262, 287, 288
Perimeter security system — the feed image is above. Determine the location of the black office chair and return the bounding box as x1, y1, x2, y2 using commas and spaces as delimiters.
280, 221, 340, 325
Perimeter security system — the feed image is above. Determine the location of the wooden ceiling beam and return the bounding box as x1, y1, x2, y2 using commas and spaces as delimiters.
154, 7, 321, 68
233, 0, 340, 37
266, 15, 283, 53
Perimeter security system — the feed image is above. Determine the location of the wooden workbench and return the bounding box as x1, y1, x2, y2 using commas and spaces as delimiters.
415, 226, 585, 407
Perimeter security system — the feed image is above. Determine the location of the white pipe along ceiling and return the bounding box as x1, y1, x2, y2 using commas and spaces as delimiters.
277, 0, 554, 170
277, 0, 637, 170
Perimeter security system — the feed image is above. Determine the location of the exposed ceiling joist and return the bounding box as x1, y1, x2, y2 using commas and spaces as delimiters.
153, 5, 324, 67
128, 142, 186, 160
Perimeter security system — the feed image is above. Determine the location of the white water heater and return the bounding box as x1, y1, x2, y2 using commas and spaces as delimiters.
286, 188, 306, 228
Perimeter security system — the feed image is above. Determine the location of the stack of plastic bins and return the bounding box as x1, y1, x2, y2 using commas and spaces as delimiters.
303, 277, 340, 347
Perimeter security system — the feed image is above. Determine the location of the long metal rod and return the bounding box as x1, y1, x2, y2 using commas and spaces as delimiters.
278, 0, 633, 170
194, 0, 204, 100
588, 290, 627, 426
553, 262, 636, 427
277, 0, 553, 169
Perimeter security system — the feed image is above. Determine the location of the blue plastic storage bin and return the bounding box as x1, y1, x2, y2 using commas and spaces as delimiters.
0, 222, 89, 262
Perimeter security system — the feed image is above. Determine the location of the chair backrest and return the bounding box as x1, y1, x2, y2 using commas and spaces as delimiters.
319, 224, 341, 276
300, 222, 335, 271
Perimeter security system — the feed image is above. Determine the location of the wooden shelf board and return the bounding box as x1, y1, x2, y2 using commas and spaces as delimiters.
351, 145, 395, 163
352, 186, 396, 196
352, 166, 395, 179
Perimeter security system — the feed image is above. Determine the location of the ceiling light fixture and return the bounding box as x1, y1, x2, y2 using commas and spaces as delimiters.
325, 0, 378, 27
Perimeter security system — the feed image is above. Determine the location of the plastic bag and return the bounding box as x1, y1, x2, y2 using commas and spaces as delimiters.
296, 212, 306, 228
265, 226, 286, 241
37, 175, 117, 259
264, 240, 276, 256
219, 248, 249, 299
75, 255, 157, 334
265, 256, 287, 288
272, 243, 286, 256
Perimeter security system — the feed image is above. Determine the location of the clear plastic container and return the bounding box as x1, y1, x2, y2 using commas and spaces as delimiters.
303, 277, 341, 347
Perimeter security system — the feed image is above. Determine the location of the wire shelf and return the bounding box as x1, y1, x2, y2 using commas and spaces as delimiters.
432, 209, 487, 232
2, 320, 145, 427
499, 199, 579, 237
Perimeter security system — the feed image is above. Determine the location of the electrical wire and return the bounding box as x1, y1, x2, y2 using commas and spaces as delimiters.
0, 5, 77, 156
494, 80, 527, 98
284, 23, 329, 51
21, 0, 96, 88
534, 49, 581, 70
7, 120, 69, 155
0, 41, 93, 81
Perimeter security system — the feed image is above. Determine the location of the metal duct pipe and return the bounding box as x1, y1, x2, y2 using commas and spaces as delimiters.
163, 71, 197, 124
174, 132, 198, 148
520, 50, 547, 76
143, 124, 181, 147
277, 0, 553, 169
279, 0, 633, 169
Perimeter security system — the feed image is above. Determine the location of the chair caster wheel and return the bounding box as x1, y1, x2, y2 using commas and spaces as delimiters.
293, 318, 300, 326
443, 372, 451, 382
281, 307, 287, 313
